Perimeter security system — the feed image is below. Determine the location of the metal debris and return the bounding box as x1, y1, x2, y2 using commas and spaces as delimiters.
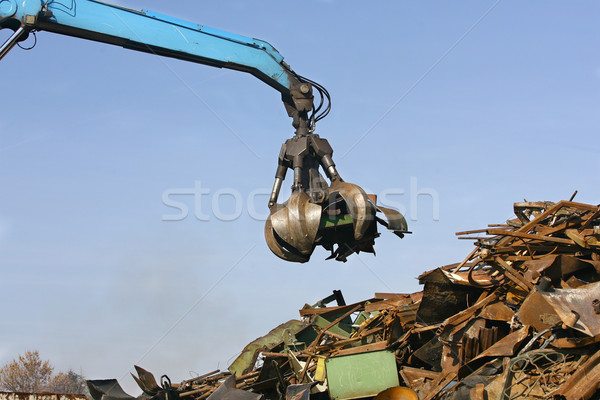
88, 199, 600, 399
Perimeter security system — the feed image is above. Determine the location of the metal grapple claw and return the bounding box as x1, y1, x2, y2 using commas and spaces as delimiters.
265, 182, 409, 262
264, 131, 409, 263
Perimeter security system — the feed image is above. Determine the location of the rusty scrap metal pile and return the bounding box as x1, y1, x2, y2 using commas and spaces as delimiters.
88, 199, 600, 400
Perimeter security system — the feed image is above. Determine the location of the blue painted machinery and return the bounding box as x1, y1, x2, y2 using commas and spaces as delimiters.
0, 0, 408, 262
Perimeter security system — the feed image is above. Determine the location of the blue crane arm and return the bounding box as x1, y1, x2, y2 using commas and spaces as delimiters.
0, 0, 315, 119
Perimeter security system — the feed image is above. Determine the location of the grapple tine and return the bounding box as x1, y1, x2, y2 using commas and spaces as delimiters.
330, 181, 376, 240
269, 191, 321, 256
264, 215, 310, 263
376, 205, 409, 233
133, 365, 160, 395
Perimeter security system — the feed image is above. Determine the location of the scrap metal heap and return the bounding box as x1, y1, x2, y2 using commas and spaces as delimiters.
88, 199, 600, 400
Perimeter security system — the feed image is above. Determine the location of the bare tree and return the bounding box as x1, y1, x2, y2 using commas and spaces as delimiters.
0, 350, 54, 393
47, 370, 87, 395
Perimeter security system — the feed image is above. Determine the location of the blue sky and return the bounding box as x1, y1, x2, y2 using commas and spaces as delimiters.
1, 0, 599, 394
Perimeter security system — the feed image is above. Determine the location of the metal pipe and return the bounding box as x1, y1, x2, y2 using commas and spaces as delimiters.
0, 26, 25, 61
293, 166, 302, 189
327, 165, 339, 181
268, 177, 283, 208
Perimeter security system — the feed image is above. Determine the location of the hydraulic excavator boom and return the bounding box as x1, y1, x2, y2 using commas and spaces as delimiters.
0, 0, 408, 262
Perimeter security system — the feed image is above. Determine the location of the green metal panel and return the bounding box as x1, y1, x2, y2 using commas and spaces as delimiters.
320, 214, 354, 228
313, 315, 353, 337
354, 310, 376, 327
229, 319, 306, 376
325, 350, 399, 400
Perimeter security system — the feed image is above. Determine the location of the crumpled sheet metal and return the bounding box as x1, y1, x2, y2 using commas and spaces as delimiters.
132, 366, 161, 396
87, 380, 150, 400
285, 384, 312, 400
206, 375, 262, 400
437, 267, 495, 288
515, 290, 561, 333
540, 281, 600, 336
523, 254, 599, 283
478, 301, 514, 322
229, 320, 307, 376
469, 326, 529, 363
